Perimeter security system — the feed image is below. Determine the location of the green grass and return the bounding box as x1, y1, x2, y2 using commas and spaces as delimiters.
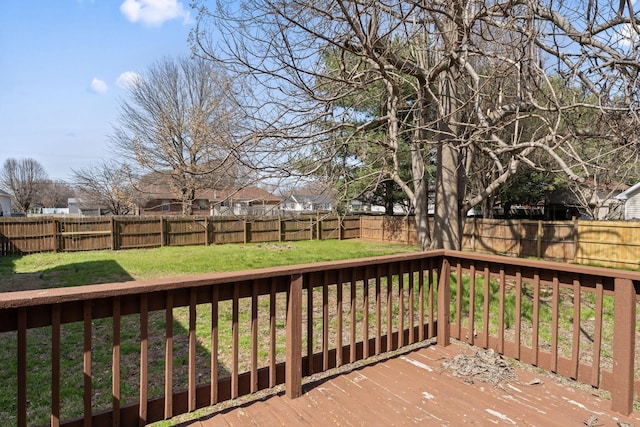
1, 240, 419, 291
0, 240, 420, 425
450, 271, 616, 360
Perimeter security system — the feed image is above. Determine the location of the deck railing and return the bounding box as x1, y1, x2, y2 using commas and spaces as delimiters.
0, 250, 638, 426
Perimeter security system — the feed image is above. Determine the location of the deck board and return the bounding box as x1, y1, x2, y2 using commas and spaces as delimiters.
175, 341, 640, 426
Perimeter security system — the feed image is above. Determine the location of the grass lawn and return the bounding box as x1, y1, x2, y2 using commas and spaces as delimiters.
0, 239, 421, 426
0, 239, 420, 291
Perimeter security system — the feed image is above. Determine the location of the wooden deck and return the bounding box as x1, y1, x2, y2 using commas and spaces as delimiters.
170, 341, 640, 426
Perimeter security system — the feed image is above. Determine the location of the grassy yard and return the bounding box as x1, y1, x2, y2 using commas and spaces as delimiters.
0, 239, 420, 292
0, 240, 421, 425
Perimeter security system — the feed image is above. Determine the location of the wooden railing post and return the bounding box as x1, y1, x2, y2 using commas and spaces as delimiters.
437, 257, 451, 347
286, 273, 303, 399
611, 278, 636, 415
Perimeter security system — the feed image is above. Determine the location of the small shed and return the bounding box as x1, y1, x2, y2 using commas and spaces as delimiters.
614, 181, 640, 220
0, 189, 12, 216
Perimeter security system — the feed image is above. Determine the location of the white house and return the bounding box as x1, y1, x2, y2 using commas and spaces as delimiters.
281, 194, 333, 212
614, 181, 640, 220
0, 189, 11, 216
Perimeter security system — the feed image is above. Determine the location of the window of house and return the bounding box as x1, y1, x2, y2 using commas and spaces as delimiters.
161, 200, 170, 211
198, 199, 207, 210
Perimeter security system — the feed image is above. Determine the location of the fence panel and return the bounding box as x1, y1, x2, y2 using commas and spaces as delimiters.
245, 218, 280, 243
165, 217, 208, 247
341, 217, 361, 240
117, 217, 162, 249
281, 218, 314, 241
318, 217, 339, 240
58, 217, 112, 252
212, 218, 245, 244
359, 216, 383, 241
463, 219, 578, 262
577, 221, 640, 269
0, 218, 56, 255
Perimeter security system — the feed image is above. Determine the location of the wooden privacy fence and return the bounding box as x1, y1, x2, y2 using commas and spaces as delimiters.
361, 216, 640, 269
0, 216, 361, 256
0, 250, 638, 426
3, 215, 640, 269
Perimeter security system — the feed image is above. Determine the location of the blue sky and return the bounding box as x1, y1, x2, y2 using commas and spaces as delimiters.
0, 0, 196, 181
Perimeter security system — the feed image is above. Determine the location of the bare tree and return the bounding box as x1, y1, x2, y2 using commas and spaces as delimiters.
111, 56, 245, 215
193, 0, 640, 249
72, 161, 136, 215
0, 158, 48, 213
38, 179, 75, 209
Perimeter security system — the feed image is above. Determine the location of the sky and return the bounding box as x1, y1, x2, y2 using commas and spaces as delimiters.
0, 0, 197, 181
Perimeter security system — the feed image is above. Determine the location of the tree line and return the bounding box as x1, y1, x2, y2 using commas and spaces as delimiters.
5, 0, 640, 251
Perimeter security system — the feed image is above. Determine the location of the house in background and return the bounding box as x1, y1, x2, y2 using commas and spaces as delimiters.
0, 189, 11, 216
281, 194, 333, 213
614, 181, 640, 220
67, 198, 112, 217
138, 185, 281, 216
543, 181, 629, 220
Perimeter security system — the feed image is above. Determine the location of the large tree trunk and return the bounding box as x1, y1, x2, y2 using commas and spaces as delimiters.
434, 141, 461, 250
384, 180, 394, 216
433, 67, 462, 250
411, 146, 430, 250
181, 187, 195, 215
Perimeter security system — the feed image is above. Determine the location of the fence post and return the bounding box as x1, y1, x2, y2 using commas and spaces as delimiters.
309, 217, 313, 240
110, 216, 117, 250
536, 220, 542, 258
286, 273, 303, 398
243, 220, 249, 244
160, 217, 166, 247
437, 257, 451, 347
51, 218, 58, 253
573, 218, 579, 262
611, 277, 635, 415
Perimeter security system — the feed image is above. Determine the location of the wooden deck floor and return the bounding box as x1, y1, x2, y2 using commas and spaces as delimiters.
174, 341, 640, 426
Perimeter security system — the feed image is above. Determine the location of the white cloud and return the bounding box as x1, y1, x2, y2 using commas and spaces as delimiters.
116, 71, 142, 89
120, 0, 191, 26
618, 23, 640, 48
90, 77, 108, 94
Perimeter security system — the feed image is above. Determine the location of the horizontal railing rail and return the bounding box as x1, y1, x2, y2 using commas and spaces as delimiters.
0, 250, 639, 426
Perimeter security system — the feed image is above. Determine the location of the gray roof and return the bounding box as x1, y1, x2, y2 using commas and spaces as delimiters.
615, 181, 640, 201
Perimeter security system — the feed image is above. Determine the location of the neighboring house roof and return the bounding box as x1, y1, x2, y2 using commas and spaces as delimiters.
548, 180, 629, 205
615, 181, 640, 201
0, 189, 10, 197
137, 178, 281, 204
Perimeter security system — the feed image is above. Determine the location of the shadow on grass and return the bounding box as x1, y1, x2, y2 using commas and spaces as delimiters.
1, 255, 136, 292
